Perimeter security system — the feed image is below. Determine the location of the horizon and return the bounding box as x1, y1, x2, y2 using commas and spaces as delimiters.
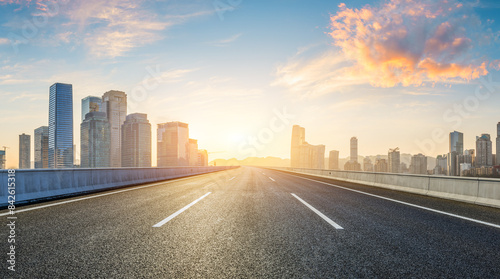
1, 0, 500, 168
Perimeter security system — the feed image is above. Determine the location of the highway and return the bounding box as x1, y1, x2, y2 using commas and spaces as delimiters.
1, 166, 500, 278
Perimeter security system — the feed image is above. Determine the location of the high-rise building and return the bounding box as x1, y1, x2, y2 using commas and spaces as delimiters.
157, 121, 190, 167
450, 131, 464, 154
81, 96, 102, 123
80, 111, 111, 168
328, 150, 339, 169
291, 125, 305, 168
290, 125, 325, 169
350, 137, 358, 163
121, 113, 151, 168
188, 139, 199, 166
198, 149, 208, 167
410, 154, 427, 175
496, 122, 500, 165
476, 134, 493, 167
102, 90, 127, 168
388, 148, 400, 173
19, 133, 30, 169
0, 150, 5, 169
48, 83, 73, 168
34, 126, 49, 168
448, 131, 463, 176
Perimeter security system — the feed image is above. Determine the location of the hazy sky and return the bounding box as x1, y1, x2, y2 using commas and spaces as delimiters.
1, 0, 500, 168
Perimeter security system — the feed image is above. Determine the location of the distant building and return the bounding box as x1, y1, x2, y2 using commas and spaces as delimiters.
434, 154, 447, 175
121, 113, 151, 167
81, 96, 102, 123
48, 83, 74, 168
374, 158, 388, 172
80, 111, 111, 168
363, 157, 373, 172
0, 150, 5, 169
448, 131, 463, 176
388, 148, 400, 173
476, 134, 493, 167
102, 90, 127, 168
34, 126, 49, 168
188, 139, 199, 166
496, 122, 500, 165
19, 133, 31, 169
198, 149, 208, 167
290, 125, 325, 169
350, 137, 358, 163
291, 125, 305, 168
410, 154, 427, 175
400, 162, 409, 173
328, 150, 339, 170
157, 121, 190, 167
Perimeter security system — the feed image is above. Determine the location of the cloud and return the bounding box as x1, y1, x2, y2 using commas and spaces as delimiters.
273, 48, 368, 98
329, 0, 491, 87
0, 38, 10, 45
208, 33, 242, 47
1, 0, 213, 58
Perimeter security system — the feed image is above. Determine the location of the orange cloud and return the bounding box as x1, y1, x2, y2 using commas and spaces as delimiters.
330, 0, 490, 87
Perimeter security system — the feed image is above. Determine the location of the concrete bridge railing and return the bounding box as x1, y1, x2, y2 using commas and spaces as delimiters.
0, 166, 238, 207
271, 167, 500, 208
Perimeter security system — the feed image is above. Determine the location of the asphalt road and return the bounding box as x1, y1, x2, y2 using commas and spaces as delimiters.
1, 166, 500, 278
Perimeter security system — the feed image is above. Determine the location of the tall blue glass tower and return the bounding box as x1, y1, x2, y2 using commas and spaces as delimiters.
48, 83, 74, 168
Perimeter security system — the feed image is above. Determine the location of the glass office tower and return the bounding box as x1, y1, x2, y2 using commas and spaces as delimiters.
48, 83, 74, 168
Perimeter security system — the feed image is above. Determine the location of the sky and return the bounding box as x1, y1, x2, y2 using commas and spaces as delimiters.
1, 0, 500, 168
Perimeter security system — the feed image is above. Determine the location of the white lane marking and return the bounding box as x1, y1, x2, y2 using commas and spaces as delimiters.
229, 177, 235, 181
291, 193, 344, 230
0, 176, 213, 217
153, 192, 212, 227
269, 177, 275, 182
282, 172, 500, 229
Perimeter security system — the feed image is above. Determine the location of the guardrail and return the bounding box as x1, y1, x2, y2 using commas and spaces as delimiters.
271, 167, 500, 208
0, 166, 238, 207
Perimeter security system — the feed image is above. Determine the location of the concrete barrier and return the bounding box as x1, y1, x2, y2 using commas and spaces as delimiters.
0, 166, 237, 207
271, 167, 500, 209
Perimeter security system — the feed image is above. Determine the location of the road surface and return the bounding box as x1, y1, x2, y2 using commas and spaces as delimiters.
1, 166, 499, 278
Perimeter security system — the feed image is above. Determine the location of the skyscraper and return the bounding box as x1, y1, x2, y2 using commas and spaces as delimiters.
291, 125, 305, 168
374, 157, 388, 172
34, 126, 49, 168
496, 122, 500, 165
80, 111, 111, 168
328, 150, 339, 169
19, 133, 30, 169
188, 139, 199, 166
102, 90, 127, 168
81, 96, 102, 122
476, 134, 493, 167
388, 147, 400, 173
350, 137, 358, 163
448, 131, 463, 176
48, 83, 73, 168
121, 113, 151, 168
450, 131, 464, 154
157, 121, 190, 167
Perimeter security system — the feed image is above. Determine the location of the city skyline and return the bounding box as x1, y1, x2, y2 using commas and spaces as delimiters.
1, 0, 500, 168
